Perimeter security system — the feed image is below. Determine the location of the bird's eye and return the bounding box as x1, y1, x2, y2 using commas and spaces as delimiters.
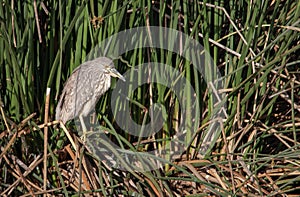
104, 66, 111, 73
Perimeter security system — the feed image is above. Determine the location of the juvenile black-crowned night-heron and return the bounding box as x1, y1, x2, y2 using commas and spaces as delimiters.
55, 57, 125, 141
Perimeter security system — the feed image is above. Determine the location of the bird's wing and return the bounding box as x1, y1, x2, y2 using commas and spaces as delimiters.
55, 86, 66, 121
55, 68, 81, 123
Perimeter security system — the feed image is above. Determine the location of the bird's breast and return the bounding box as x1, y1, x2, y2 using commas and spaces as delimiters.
94, 74, 111, 98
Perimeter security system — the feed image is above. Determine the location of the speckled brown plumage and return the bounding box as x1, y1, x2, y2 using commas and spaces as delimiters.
55, 57, 125, 124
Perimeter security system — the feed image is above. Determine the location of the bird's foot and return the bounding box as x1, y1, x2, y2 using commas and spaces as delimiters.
80, 133, 87, 143
80, 130, 93, 143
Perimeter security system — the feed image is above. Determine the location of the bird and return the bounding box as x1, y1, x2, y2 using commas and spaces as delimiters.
55, 57, 125, 142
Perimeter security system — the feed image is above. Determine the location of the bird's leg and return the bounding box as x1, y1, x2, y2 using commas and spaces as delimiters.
79, 114, 88, 142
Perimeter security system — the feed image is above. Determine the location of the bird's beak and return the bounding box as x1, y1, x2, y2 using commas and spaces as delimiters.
109, 68, 126, 82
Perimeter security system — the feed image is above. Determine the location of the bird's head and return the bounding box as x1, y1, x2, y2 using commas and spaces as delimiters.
104, 65, 126, 81
101, 59, 126, 82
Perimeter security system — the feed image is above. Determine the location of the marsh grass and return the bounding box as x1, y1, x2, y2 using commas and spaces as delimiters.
0, 0, 300, 195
